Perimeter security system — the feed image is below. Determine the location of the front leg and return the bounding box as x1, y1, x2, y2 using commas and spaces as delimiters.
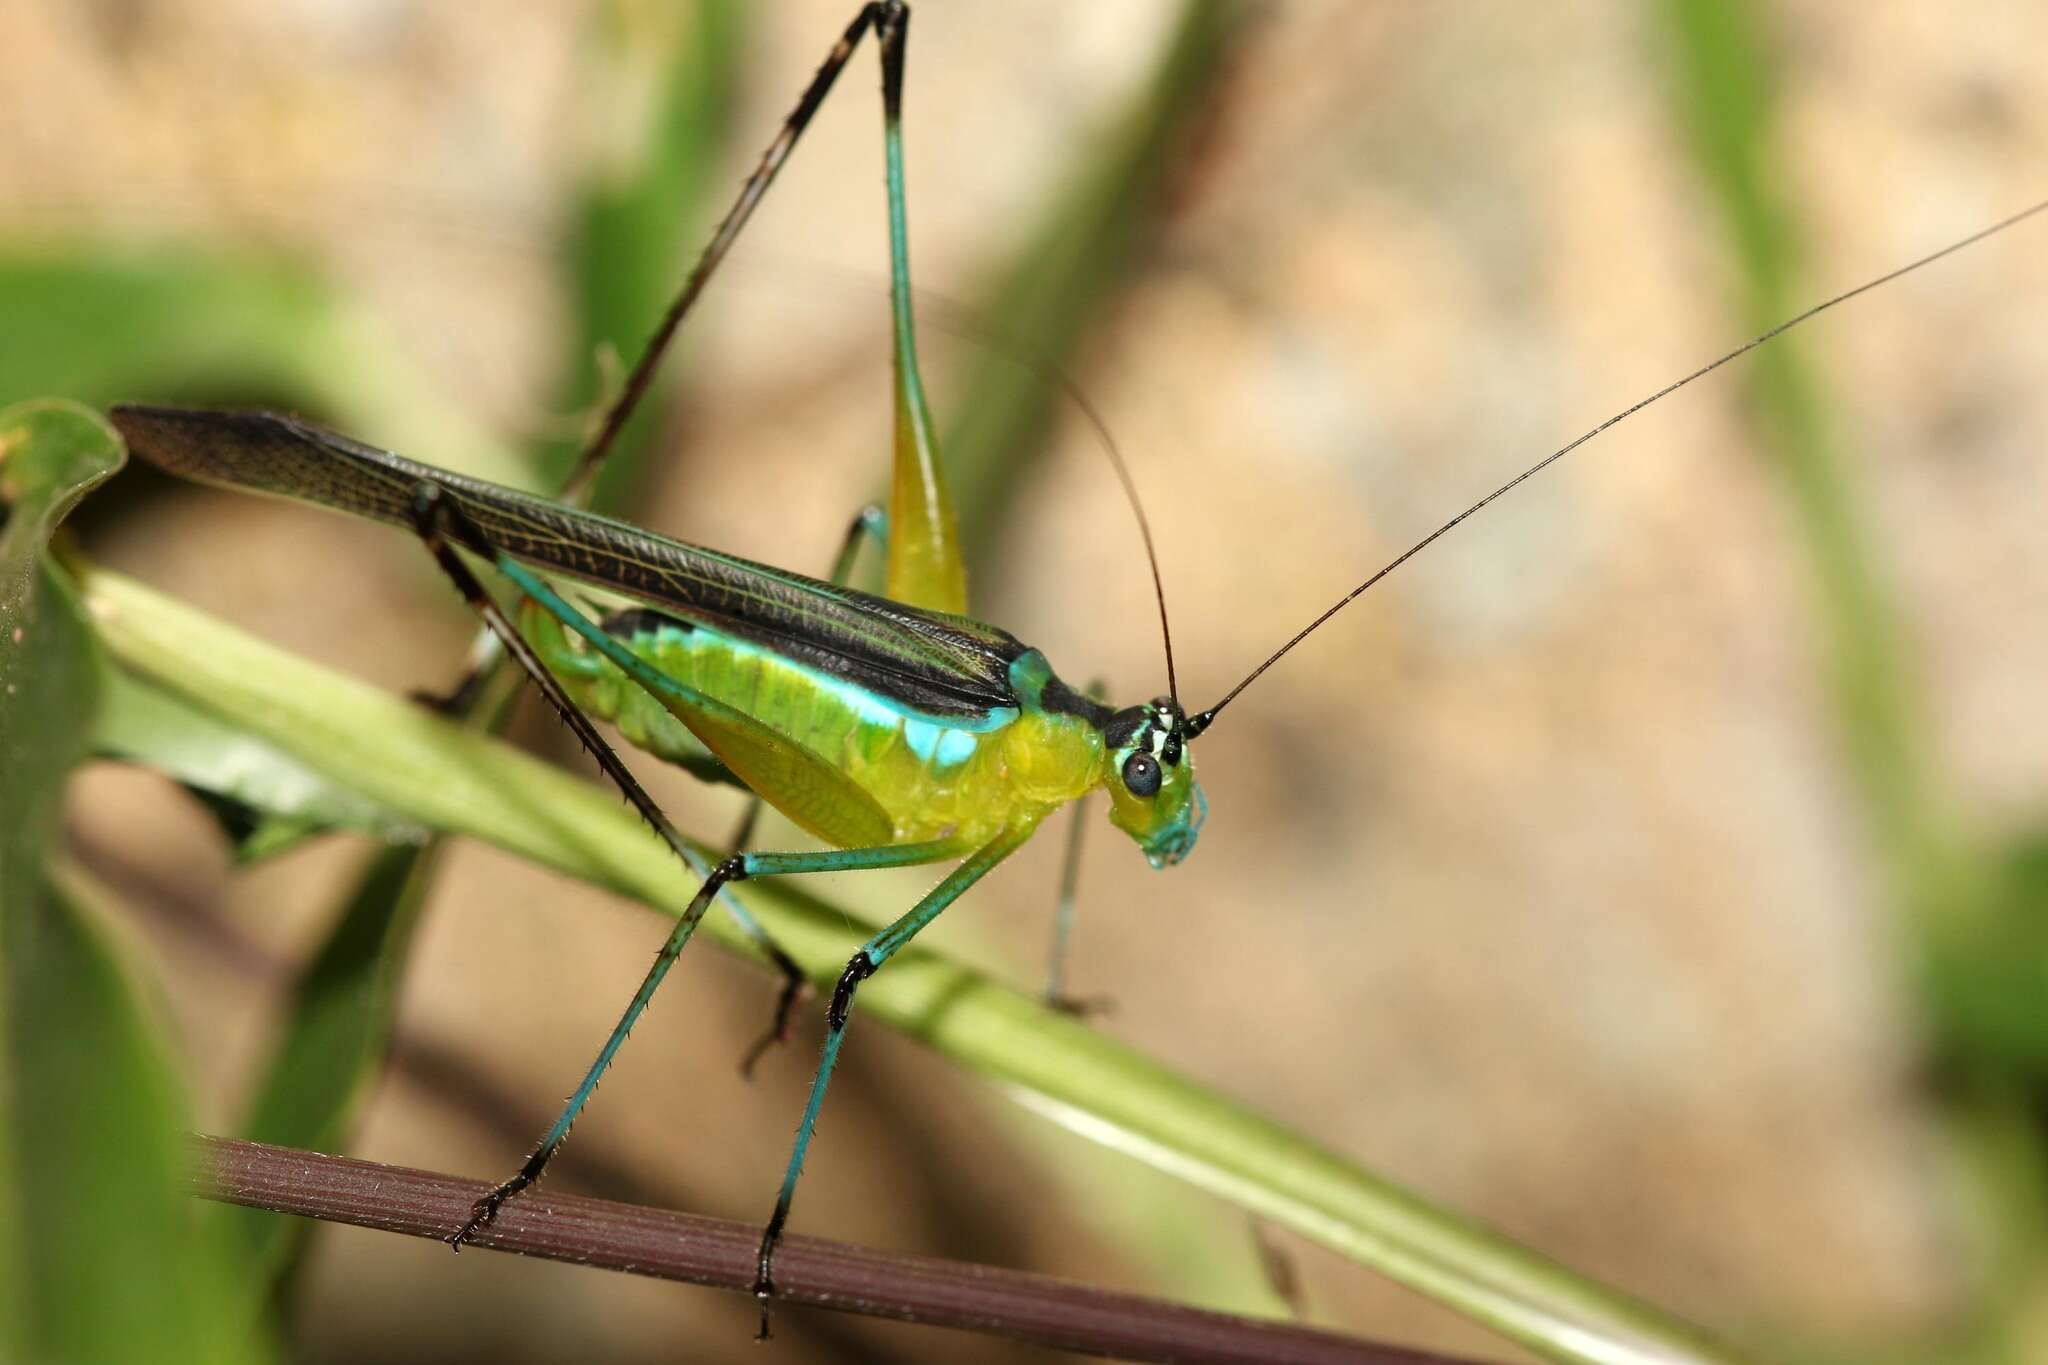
752, 823, 1034, 1337
449, 837, 962, 1248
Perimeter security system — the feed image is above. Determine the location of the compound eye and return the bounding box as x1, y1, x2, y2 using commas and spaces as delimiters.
1122, 751, 1162, 797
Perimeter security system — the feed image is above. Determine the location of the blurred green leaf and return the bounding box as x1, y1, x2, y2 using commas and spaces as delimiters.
0, 400, 267, 1364
1656, 0, 1951, 896
0, 400, 122, 1362
1, 404, 123, 919
1923, 832, 2048, 1080
1658, 5, 2041, 1354
10, 870, 271, 1365
0, 246, 522, 487
0, 250, 341, 409
96, 667, 425, 851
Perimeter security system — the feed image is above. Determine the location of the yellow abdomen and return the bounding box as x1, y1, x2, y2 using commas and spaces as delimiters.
530, 606, 1106, 847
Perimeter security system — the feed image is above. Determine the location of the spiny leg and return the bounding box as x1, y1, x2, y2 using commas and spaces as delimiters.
721, 803, 800, 1078
828, 501, 891, 588
581, 0, 905, 1061
453, 849, 737, 1243
412, 491, 764, 1235
751, 824, 1034, 1337
429, 0, 917, 1061
874, 1, 966, 615
565, 1, 904, 502
417, 0, 901, 719
1041, 810, 1116, 1018
451, 834, 962, 1247
428, 478, 890, 1079
408, 485, 741, 1240
732, 502, 889, 1077
410, 486, 709, 918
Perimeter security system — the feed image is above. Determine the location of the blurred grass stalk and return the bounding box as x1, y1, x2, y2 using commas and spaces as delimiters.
1659, 1, 2048, 1360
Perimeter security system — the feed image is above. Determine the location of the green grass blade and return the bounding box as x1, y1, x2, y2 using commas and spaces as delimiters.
11, 869, 275, 1365
0, 400, 120, 1363
941, 0, 1240, 571
1928, 833, 2048, 1079
96, 667, 426, 849
0, 248, 521, 487
74, 553, 1747, 1365
1658, 7, 2044, 1359
1, 401, 269, 1364
1655, 0, 1952, 900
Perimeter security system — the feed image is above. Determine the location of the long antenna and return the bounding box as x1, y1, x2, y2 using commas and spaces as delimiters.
1186, 197, 2048, 739
652, 255, 1185, 707
1053, 370, 1181, 709
916, 301, 1182, 708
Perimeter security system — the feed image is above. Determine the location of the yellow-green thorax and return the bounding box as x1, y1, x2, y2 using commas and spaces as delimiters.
527, 603, 1113, 848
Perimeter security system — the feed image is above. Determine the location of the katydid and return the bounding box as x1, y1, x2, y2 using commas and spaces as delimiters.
102, 0, 2047, 1334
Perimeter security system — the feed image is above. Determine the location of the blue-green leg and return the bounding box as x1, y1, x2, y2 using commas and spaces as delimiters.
406, 486, 755, 1243
752, 823, 1035, 1335
508, 498, 888, 1081
450, 835, 962, 1247
828, 502, 890, 587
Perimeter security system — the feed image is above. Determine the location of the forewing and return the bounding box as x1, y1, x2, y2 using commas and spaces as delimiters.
109, 406, 1028, 718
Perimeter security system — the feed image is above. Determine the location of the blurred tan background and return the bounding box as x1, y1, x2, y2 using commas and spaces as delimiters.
9, 2, 2047, 1361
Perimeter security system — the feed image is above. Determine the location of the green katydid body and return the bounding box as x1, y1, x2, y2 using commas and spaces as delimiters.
109, 405, 1207, 870
104, 5, 1210, 1314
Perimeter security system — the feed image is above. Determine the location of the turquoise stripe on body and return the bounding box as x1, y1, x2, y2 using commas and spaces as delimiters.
609, 615, 1016, 775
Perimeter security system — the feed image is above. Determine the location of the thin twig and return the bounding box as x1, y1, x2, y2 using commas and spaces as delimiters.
191, 1136, 1485, 1365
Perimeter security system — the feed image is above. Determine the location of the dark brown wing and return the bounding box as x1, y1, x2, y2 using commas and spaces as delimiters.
110, 405, 1029, 717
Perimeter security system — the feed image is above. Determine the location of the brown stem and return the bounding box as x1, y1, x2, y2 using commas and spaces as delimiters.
191, 1135, 1486, 1365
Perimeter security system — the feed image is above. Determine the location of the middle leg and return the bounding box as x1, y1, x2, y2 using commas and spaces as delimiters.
751, 822, 1035, 1334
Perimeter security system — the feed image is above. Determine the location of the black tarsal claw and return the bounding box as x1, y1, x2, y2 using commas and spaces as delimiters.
448, 1199, 493, 1252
